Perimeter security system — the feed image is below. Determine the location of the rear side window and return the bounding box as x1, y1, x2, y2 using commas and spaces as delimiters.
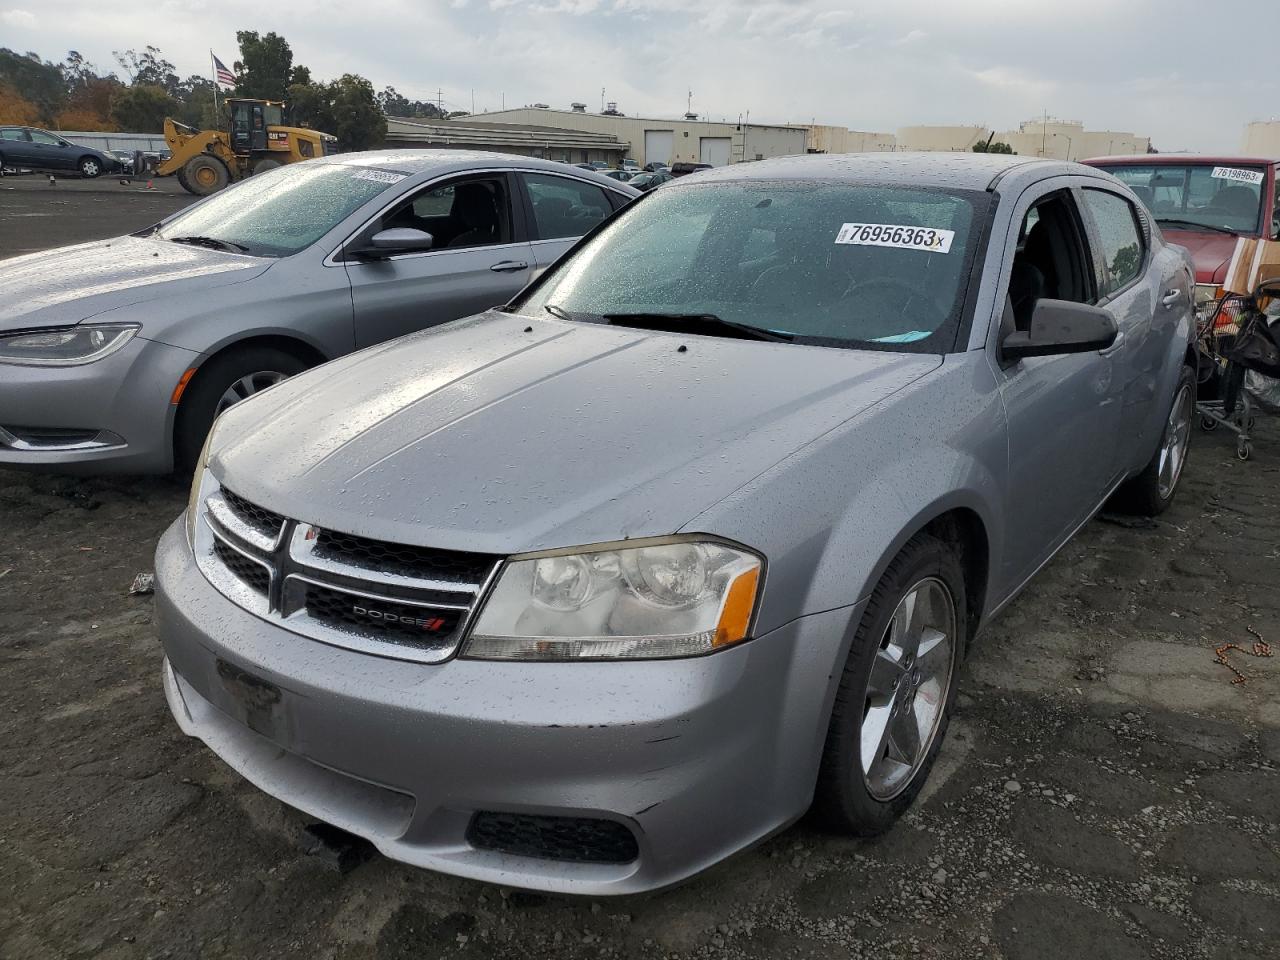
0, 129, 27, 141
524, 174, 613, 240
1082, 189, 1144, 297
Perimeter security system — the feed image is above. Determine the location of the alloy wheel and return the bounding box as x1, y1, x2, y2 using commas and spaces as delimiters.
1157, 382, 1193, 499
215, 370, 288, 414
860, 577, 956, 801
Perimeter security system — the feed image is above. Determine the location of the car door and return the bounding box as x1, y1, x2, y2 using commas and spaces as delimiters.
0, 128, 37, 168
991, 181, 1123, 586
1079, 186, 1186, 482
27, 130, 73, 170
519, 172, 619, 276
342, 172, 535, 349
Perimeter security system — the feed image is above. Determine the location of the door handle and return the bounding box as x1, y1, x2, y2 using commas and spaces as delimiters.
490, 260, 529, 273
1162, 288, 1184, 307
1099, 330, 1127, 357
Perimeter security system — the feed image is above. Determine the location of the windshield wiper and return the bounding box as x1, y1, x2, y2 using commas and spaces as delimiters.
167, 235, 249, 253
601, 312, 795, 343
544, 304, 576, 321
1155, 218, 1238, 236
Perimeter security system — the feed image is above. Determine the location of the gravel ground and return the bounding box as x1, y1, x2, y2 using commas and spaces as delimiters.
0, 193, 1277, 959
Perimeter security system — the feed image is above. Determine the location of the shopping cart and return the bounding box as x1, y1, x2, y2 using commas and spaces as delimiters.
1195, 278, 1280, 461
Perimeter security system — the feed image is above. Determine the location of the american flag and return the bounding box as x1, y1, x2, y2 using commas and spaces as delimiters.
212, 54, 235, 89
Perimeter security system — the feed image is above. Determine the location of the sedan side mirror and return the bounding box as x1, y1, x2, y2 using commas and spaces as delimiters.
1001, 299, 1117, 361
371, 227, 433, 252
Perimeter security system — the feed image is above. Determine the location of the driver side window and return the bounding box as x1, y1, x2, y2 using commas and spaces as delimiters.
380, 176, 513, 251
1007, 191, 1094, 332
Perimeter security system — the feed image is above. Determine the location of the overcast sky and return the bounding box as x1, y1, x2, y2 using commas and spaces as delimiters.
2, 0, 1275, 152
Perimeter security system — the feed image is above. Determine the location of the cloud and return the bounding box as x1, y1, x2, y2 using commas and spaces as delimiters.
0, 0, 1268, 153
0, 8, 37, 27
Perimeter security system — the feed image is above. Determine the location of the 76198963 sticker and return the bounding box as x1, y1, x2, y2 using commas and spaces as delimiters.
835, 223, 955, 253
1210, 166, 1264, 185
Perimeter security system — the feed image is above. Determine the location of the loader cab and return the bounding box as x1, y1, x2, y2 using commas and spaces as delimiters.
227, 99, 284, 155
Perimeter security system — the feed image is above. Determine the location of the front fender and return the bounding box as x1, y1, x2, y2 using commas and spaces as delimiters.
682, 352, 1008, 637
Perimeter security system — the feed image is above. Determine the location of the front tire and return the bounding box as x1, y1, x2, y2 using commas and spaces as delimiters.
182, 155, 230, 196
813, 533, 966, 835
174, 347, 308, 473
79, 156, 102, 178
1110, 364, 1195, 516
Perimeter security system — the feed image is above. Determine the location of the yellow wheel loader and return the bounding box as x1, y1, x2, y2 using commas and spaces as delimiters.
156, 98, 337, 196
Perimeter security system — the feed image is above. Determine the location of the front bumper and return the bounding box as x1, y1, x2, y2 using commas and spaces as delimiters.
154, 519, 859, 894
0, 336, 197, 474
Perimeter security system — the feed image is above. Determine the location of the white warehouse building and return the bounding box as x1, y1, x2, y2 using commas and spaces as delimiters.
467, 106, 808, 167
1243, 121, 1280, 156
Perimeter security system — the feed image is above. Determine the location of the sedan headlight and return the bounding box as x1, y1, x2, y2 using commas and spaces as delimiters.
464, 538, 763, 660
0, 323, 139, 366
185, 424, 220, 547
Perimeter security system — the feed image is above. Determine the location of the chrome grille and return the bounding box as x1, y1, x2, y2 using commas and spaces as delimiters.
192, 475, 500, 664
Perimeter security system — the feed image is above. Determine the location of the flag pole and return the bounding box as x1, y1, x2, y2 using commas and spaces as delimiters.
210, 50, 219, 119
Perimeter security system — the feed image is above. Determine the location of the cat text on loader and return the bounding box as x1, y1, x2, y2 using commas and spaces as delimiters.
156, 98, 337, 196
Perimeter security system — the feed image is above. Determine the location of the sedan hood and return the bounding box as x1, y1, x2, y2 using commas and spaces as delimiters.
0, 236, 271, 332
1161, 228, 1240, 285
215, 313, 940, 555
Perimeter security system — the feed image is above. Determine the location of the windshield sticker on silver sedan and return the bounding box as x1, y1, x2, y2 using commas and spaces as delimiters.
1210, 166, 1264, 185
353, 169, 408, 185
835, 223, 955, 253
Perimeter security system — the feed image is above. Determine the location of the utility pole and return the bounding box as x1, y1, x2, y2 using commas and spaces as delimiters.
1041, 109, 1047, 157
601, 87, 605, 112
438, 89, 444, 115
471, 89, 475, 115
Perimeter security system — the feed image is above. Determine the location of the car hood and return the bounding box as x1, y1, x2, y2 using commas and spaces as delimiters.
214, 313, 941, 555
1161, 229, 1241, 285
0, 236, 271, 332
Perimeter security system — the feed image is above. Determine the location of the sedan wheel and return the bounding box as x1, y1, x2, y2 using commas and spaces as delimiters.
215, 371, 288, 414
860, 577, 956, 800
814, 532, 966, 834
79, 157, 101, 178
1157, 381, 1193, 500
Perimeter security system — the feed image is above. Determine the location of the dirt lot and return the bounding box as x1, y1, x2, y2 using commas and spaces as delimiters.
0, 192, 1277, 960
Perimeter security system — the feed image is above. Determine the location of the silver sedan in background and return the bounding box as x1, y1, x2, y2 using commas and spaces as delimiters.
0, 151, 637, 473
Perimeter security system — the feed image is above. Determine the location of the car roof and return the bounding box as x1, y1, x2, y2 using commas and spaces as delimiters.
681, 151, 1066, 190
1084, 153, 1279, 166
313, 149, 640, 193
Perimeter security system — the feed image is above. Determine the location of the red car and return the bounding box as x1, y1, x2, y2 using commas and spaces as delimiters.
1083, 154, 1280, 323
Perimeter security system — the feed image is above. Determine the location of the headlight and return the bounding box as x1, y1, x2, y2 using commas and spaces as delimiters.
463, 538, 763, 661
0, 323, 139, 366
184, 426, 219, 547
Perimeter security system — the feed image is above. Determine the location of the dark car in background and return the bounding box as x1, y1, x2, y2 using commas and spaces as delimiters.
627, 170, 674, 191
0, 126, 123, 178
670, 161, 713, 177
1084, 155, 1280, 324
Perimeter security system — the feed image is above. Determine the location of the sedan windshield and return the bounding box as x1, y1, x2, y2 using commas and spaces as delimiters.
151, 162, 406, 257
519, 180, 984, 351
1095, 163, 1265, 234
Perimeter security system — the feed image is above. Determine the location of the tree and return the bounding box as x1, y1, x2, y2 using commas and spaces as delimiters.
174, 75, 218, 129
0, 82, 41, 124
233, 31, 308, 101
110, 84, 176, 133
377, 85, 444, 120
56, 75, 120, 130
972, 140, 1015, 154
0, 48, 66, 121
113, 46, 179, 95
289, 74, 385, 150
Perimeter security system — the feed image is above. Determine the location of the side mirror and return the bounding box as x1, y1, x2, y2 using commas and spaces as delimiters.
353, 227, 434, 259
371, 227, 433, 252
1001, 299, 1117, 361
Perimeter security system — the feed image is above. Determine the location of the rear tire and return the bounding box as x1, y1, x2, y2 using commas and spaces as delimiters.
183, 155, 230, 196
813, 533, 966, 835
79, 156, 102, 178
174, 346, 308, 473
1109, 364, 1195, 516
253, 157, 281, 176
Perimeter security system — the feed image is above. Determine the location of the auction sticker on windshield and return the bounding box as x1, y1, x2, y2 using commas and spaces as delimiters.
1211, 166, 1264, 185
353, 169, 408, 185
835, 223, 955, 253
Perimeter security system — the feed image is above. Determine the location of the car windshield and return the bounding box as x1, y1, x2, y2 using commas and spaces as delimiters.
518, 180, 985, 351
1095, 163, 1266, 234
151, 161, 406, 257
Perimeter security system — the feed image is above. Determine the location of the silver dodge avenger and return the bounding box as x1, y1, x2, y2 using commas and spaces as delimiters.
156, 153, 1196, 894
